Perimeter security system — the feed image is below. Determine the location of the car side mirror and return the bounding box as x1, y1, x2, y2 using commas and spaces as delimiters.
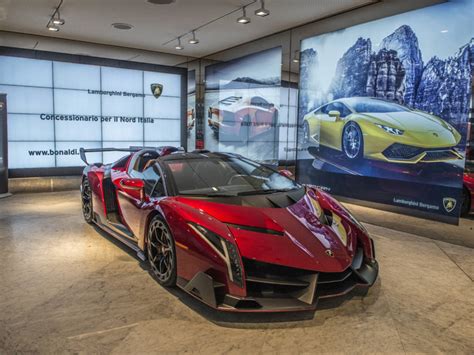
279, 169, 294, 179
120, 178, 145, 201
328, 110, 341, 121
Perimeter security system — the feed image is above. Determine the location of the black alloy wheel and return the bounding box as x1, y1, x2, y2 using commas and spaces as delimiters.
147, 215, 177, 286
81, 178, 93, 224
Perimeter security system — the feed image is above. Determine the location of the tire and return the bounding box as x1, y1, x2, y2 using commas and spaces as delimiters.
342, 122, 364, 160
239, 115, 251, 143
81, 177, 94, 224
147, 215, 177, 287
303, 121, 310, 144
460, 187, 471, 217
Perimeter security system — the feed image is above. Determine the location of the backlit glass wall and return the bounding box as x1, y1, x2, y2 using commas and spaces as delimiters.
0, 55, 183, 169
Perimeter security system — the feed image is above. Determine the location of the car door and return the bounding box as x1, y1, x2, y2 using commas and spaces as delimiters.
115, 152, 150, 238
318, 102, 349, 150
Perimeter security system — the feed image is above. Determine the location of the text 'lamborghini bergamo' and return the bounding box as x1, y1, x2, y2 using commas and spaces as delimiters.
80, 146, 378, 312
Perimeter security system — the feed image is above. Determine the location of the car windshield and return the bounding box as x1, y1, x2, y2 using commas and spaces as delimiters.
350, 98, 411, 113
164, 157, 300, 196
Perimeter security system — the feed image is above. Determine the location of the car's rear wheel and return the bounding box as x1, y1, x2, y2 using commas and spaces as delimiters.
81, 178, 93, 224
461, 187, 471, 217
342, 122, 364, 160
147, 215, 177, 286
303, 121, 310, 144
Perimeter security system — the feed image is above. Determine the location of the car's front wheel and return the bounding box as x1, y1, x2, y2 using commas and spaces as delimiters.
342, 122, 364, 160
81, 177, 93, 224
461, 187, 471, 217
147, 215, 177, 286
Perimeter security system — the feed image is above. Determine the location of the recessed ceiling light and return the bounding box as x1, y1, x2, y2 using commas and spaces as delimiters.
47, 25, 60, 32
237, 7, 250, 24
112, 23, 133, 30
441, 29, 449, 33
147, 0, 175, 4
255, 0, 270, 17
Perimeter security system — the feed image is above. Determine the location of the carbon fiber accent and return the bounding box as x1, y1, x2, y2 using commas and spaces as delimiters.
103, 177, 118, 213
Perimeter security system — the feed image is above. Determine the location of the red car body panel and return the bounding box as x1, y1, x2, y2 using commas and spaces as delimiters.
81, 148, 378, 312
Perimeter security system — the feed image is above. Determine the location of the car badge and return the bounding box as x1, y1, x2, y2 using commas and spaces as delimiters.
442, 197, 456, 213
325, 249, 334, 257
150, 83, 163, 99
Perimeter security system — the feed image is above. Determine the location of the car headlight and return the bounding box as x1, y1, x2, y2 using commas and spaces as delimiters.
375, 124, 404, 135
188, 222, 243, 287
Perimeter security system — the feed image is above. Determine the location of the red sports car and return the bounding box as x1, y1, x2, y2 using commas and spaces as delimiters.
462, 161, 474, 216
80, 147, 378, 312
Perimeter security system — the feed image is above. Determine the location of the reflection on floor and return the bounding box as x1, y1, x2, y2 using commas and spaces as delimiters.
0, 191, 473, 353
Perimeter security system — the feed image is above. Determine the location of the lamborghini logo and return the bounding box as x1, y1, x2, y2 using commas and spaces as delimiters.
325, 249, 334, 257
150, 83, 163, 99
443, 197, 456, 213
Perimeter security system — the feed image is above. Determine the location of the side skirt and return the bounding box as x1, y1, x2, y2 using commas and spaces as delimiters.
93, 213, 146, 261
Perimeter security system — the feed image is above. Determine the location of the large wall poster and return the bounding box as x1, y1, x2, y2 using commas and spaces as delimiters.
187, 70, 196, 151
296, 0, 473, 222
0, 53, 184, 169
204, 47, 282, 164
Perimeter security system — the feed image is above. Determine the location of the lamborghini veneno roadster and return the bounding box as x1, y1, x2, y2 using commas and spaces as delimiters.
80, 147, 378, 312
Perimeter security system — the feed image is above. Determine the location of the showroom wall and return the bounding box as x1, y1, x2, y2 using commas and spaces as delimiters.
198, 0, 473, 224
0, 46, 189, 176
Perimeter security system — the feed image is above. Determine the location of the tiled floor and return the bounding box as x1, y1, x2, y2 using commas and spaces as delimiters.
0, 191, 473, 353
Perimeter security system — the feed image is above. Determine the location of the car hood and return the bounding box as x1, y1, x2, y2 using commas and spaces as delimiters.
175, 190, 359, 273
360, 111, 451, 133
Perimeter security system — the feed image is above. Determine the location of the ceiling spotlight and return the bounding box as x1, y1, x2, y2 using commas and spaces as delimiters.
189, 31, 199, 44
292, 50, 300, 63
175, 37, 184, 50
52, 11, 65, 25
255, 0, 270, 17
47, 25, 60, 32
237, 6, 251, 24
52, 18, 65, 25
